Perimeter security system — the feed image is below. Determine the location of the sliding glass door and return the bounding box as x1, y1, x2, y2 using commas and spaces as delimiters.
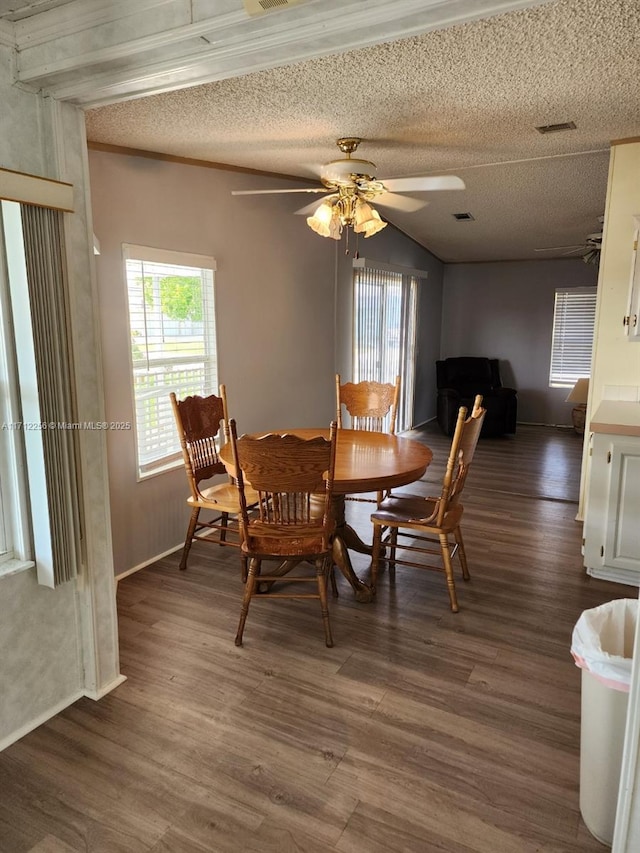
352, 260, 420, 432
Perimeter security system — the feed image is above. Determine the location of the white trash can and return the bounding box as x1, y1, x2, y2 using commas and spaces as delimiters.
571, 598, 637, 847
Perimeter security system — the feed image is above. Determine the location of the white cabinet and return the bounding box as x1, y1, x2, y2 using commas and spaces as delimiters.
624, 218, 640, 340
584, 403, 640, 585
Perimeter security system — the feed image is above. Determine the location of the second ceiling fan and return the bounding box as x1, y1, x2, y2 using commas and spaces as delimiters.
232, 137, 465, 240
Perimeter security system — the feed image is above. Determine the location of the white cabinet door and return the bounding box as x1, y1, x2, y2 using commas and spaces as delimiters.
585, 434, 640, 584
603, 441, 640, 571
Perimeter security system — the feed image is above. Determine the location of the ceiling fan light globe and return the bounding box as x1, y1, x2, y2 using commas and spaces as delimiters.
307, 200, 342, 239
328, 216, 342, 240
353, 199, 376, 233
306, 200, 334, 235
361, 208, 387, 237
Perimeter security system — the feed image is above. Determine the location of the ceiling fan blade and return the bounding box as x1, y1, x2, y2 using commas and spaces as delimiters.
534, 244, 584, 252
294, 196, 334, 215
231, 187, 326, 196
382, 175, 465, 192
375, 192, 429, 213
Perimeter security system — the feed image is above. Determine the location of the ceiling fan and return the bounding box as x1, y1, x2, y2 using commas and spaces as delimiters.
534, 218, 604, 265
231, 137, 465, 240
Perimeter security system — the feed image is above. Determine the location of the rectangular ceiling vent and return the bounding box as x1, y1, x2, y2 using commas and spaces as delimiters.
452, 212, 475, 221
535, 121, 577, 134
243, 0, 306, 15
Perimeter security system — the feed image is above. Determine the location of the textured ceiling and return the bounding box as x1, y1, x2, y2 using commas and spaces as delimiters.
79, 0, 640, 261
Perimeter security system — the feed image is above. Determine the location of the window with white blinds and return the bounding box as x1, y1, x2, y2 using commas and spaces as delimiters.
124, 245, 218, 477
352, 259, 422, 432
549, 286, 597, 387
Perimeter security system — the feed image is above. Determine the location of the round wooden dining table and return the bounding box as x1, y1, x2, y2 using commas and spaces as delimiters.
220, 428, 433, 602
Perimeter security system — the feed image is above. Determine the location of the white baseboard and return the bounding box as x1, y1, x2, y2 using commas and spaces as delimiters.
0, 690, 83, 751
115, 528, 233, 582
587, 565, 640, 587
0, 673, 129, 752
405, 416, 437, 430
83, 673, 127, 701
115, 542, 183, 581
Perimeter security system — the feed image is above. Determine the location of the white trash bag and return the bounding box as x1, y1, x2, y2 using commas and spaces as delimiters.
571, 598, 637, 692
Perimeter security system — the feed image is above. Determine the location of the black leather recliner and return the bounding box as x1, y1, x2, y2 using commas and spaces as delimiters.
436, 357, 517, 437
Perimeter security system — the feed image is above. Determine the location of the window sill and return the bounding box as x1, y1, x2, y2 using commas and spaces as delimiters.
137, 456, 183, 482
0, 557, 36, 580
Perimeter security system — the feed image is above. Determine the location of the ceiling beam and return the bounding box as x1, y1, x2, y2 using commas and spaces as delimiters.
12, 0, 557, 107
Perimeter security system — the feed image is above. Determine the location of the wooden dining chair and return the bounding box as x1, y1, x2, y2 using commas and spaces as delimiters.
170, 386, 258, 574
370, 395, 486, 612
229, 420, 338, 647
336, 373, 401, 505
336, 374, 400, 434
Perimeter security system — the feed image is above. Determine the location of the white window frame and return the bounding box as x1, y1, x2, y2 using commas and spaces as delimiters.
123, 244, 218, 479
0, 201, 35, 577
352, 258, 424, 432
549, 286, 597, 388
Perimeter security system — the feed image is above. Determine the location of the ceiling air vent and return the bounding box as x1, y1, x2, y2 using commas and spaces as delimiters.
243, 0, 306, 15
535, 121, 577, 134
452, 212, 474, 221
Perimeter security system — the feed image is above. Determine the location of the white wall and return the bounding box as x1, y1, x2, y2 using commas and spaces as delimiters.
590, 140, 640, 853
0, 47, 120, 748
88, 149, 337, 575
334, 225, 445, 427
589, 143, 640, 414
441, 259, 599, 425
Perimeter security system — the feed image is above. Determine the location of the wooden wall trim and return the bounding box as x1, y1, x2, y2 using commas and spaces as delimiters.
86, 141, 315, 185
0, 166, 74, 212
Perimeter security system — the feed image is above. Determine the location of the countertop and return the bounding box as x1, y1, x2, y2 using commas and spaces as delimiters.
590, 400, 640, 437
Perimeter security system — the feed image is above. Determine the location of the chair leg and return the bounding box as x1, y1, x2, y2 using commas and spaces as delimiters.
371, 521, 383, 592
235, 557, 259, 646
219, 511, 229, 544
440, 533, 459, 613
316, 558, 334, 648
179, 507, 201, 570
329, 566, 339, 597
454, 526, 470, 581
388, 527, 398, 581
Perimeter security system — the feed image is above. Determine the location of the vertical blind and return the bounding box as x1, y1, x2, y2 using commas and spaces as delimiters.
123, 245, 217, 475
549, 286, 597, 387
20, 205, 81, 586
352, 260, 421, 432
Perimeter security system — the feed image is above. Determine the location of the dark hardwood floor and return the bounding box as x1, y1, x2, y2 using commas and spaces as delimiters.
1, 424, 634, 852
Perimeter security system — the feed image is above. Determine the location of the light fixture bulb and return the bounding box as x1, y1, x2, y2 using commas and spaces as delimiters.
361, 207, 387, 238
307, 194, 386, 241
353, 200, 375, 233
306, 200, 336, 237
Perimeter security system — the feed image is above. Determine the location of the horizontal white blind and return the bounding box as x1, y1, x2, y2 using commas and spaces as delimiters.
124, 247, 217, 475
549, 287, 597, 387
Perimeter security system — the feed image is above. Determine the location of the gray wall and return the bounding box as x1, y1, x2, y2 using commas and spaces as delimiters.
441, 259, 599, 425
90, 151, 446, 575
335, 225, 445, 428
89, 150, 337, 575
89, 150, 598, 578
